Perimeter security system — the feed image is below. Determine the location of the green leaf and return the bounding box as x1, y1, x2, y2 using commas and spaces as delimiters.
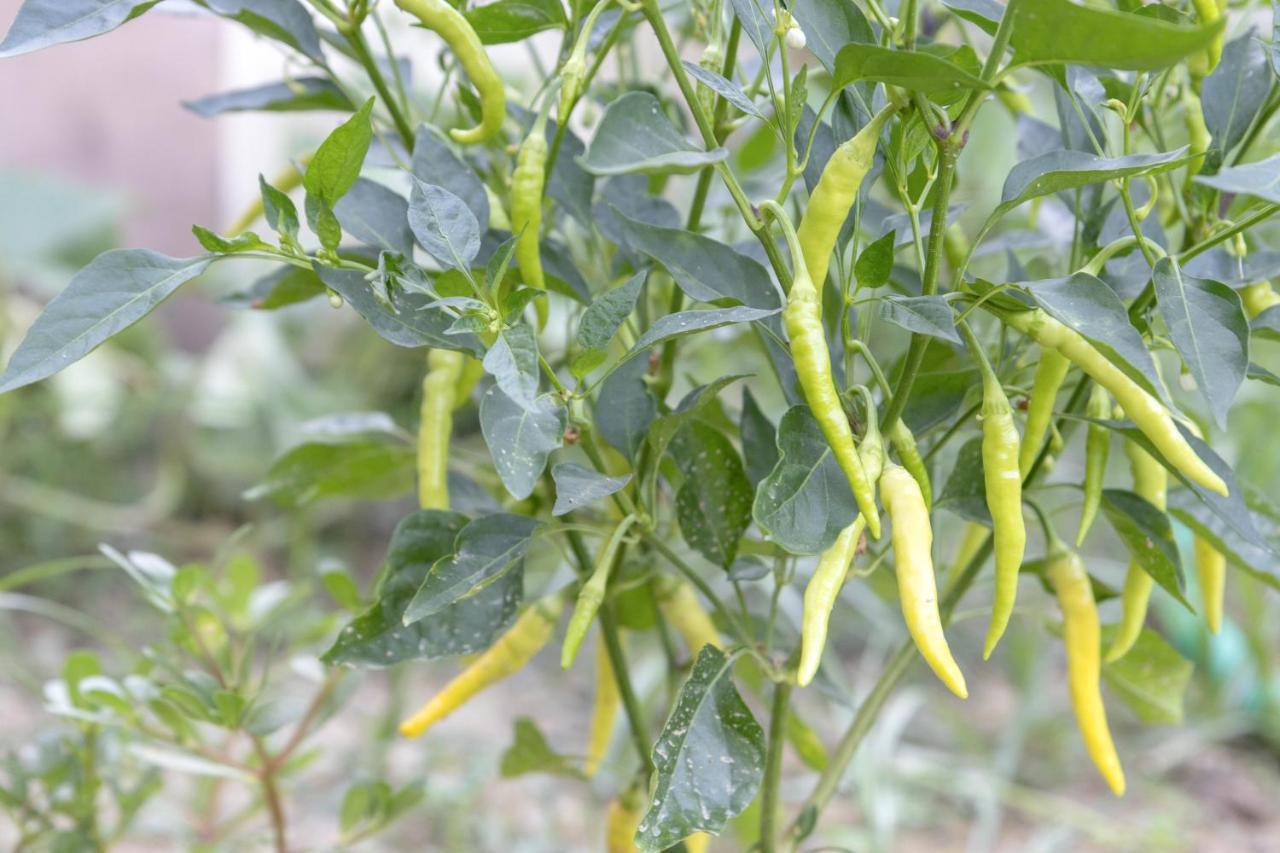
322, 511, 522, 666
647, 376, 750, 466
404, 513, 540, 622
184, 78, 351, 117
1200, 35, 1274, 172
596, 357, 657, 460
1100, 489, 1188, 609
0, 250, 212, 394
191, 226, 270, 255
0, 0, 161, 58
879, 295, 961, 344
608, 209, 781, 309
670, 422, 753, 568
832, 43, 990, 92
466, 0, 565, 44
206, 0, 323, 62
316, 267, 483, 353
739, 387, 778, 489
259, 175, 300, 243
939, 0, 1001, 34
572, 272, 645, 378
1007, 0, 1225, 71
580, 92, 729, 176
997, 148, 1189, 216
408, 178, 482, 270
752, 406, 859, 554
413, 125, 489, 228
682, 61, 765, 120
478, 386, 566, 500
483, 323, 541, 408
303, 98, 375, 205
790, 0, 874, 72
625, 307, 780, 360
937, 436, 991, 524
499, 718, 581, 778
854, 230, 896, 288
1100, 626, 1193, 724
1193, 152, 1280, 204
334, 178, 414, 257
1151, 258, 1248, 428
1166, 489, 1280, 590
551, 463, 631, 516
637, 646, 765, 851
245, 438, 415, 506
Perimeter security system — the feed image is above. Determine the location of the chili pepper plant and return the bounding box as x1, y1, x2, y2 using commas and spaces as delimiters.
2, 0, 1279, 849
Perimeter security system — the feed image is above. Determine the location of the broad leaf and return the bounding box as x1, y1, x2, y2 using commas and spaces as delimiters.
467, 0, 565, 44
404, 513, 540, 622
937, 437, 991, 524
609, 209, 782, 309
483, 323, 540, 408
408, 179, 482, 270
832, 44, 989, 92
184, 78, 351, 117
323, 511, 522, 666
499, 718, 580, 778
412, 126, 489, 229
739, 387, 779, 489
245, 439, 415, 506
997, 148, 1189, 216
0, 0, 161, 58
595, 357, 656, 460
0, 250, 212, 393
334, 178, 414, 257
551, 463, 631, 516
1200, 35, 1274, 172
580, 92, 728, 176
1194, 152, 1280, 204
317, 267, 483, 354
1167, 488, 1280, 589
879, 295, 961, 344
636, 646, 764, 851
573, 272, 645, 377
670, 422, 753, 568
752, 406, 859, 554
790, 0, 874, 72
303, 98, 374, 204
1100, 489, 1188, 609
1152, 257, 1248, 427
625, 307, 780, 359
682, 61, 765, 119
1008, 0, 1225, 70
479, 386, 566, 500
1100, 626, 1193, 724
206, 0, 323, 62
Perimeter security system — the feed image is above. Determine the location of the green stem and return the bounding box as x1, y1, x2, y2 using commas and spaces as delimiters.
340, 19, 416, 150
759, 682, 793, 852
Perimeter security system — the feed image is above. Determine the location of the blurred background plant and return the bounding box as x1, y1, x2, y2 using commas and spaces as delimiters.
0, 1, 1278, 851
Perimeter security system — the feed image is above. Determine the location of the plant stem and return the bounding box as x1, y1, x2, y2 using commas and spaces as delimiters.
759, 682, 792, 851
340, 19, 416, 150
251, 739, 288, 853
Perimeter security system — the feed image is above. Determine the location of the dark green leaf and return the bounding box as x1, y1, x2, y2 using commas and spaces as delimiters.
0, 0, 160, 57
303, 98, 374, 205
1100, 489, 1188, 608
478, 386, 566, 500
596, 357, 656, 460
483, 323, 540, 407
224, 266, 324, 310
752, 406, 859, 554
334, 178, 414, 257
551, 463, 631, 516
245, 439, 415, 506
637, 646, 764, 850
580, 92, 728, 176
1193, 152, 1280, 203
467, 0, 565, 44
260, 175, 300, 242
833, 43, 990, 92
790, 0, 874, 72
184, 78, 350, 117
854, 230, 896, 288
610, 209, 782, 310
575, 272, 645, 355
937, 436, 991, 524
322, 511, 522, 666
626, 307, 780, 359
1008, 0, 1225, 70
1167, 489, 1280, 589
405, 513, 540, 622
1201, 35, 1274, 171
670, 422, 753, 568
191, 226, 270, 255
408, 178, 481, 269
1151, 258, 1248, 427
879, 295, 960, 344
317, 267, 483, 353
412, 126, 489, 228
998, 148, 1189, 215
0, 250, 212, 393
1100, 626, 1193, 723
739, 387, 778, 489
1251, 304, 1280, 342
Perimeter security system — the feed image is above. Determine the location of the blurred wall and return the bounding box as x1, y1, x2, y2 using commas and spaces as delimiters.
0, 1, 221, 256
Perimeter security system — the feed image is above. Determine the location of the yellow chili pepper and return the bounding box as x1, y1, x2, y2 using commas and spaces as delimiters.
795, 104, 896, 294
584, 633, 619, 777
764, 201, 882, 537
655, 577, 721, 655
399, 593, 563, 737
797, 517, 866, 687
979, 365, 1026, 659
881, 462, 967, 698
1194, 535, 1226, 634
418, 349, 465, 510
1241, 281, 1280, 318
889, 419, 932, 508
1046, 547, 1126, 797
395, 0, 506, 144
605, 791, 644, 853
1019, 348, 1070, 477
1076, 385, 1111, 546
1105, 439, 1167, 662
1000, 307, 1226, 496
